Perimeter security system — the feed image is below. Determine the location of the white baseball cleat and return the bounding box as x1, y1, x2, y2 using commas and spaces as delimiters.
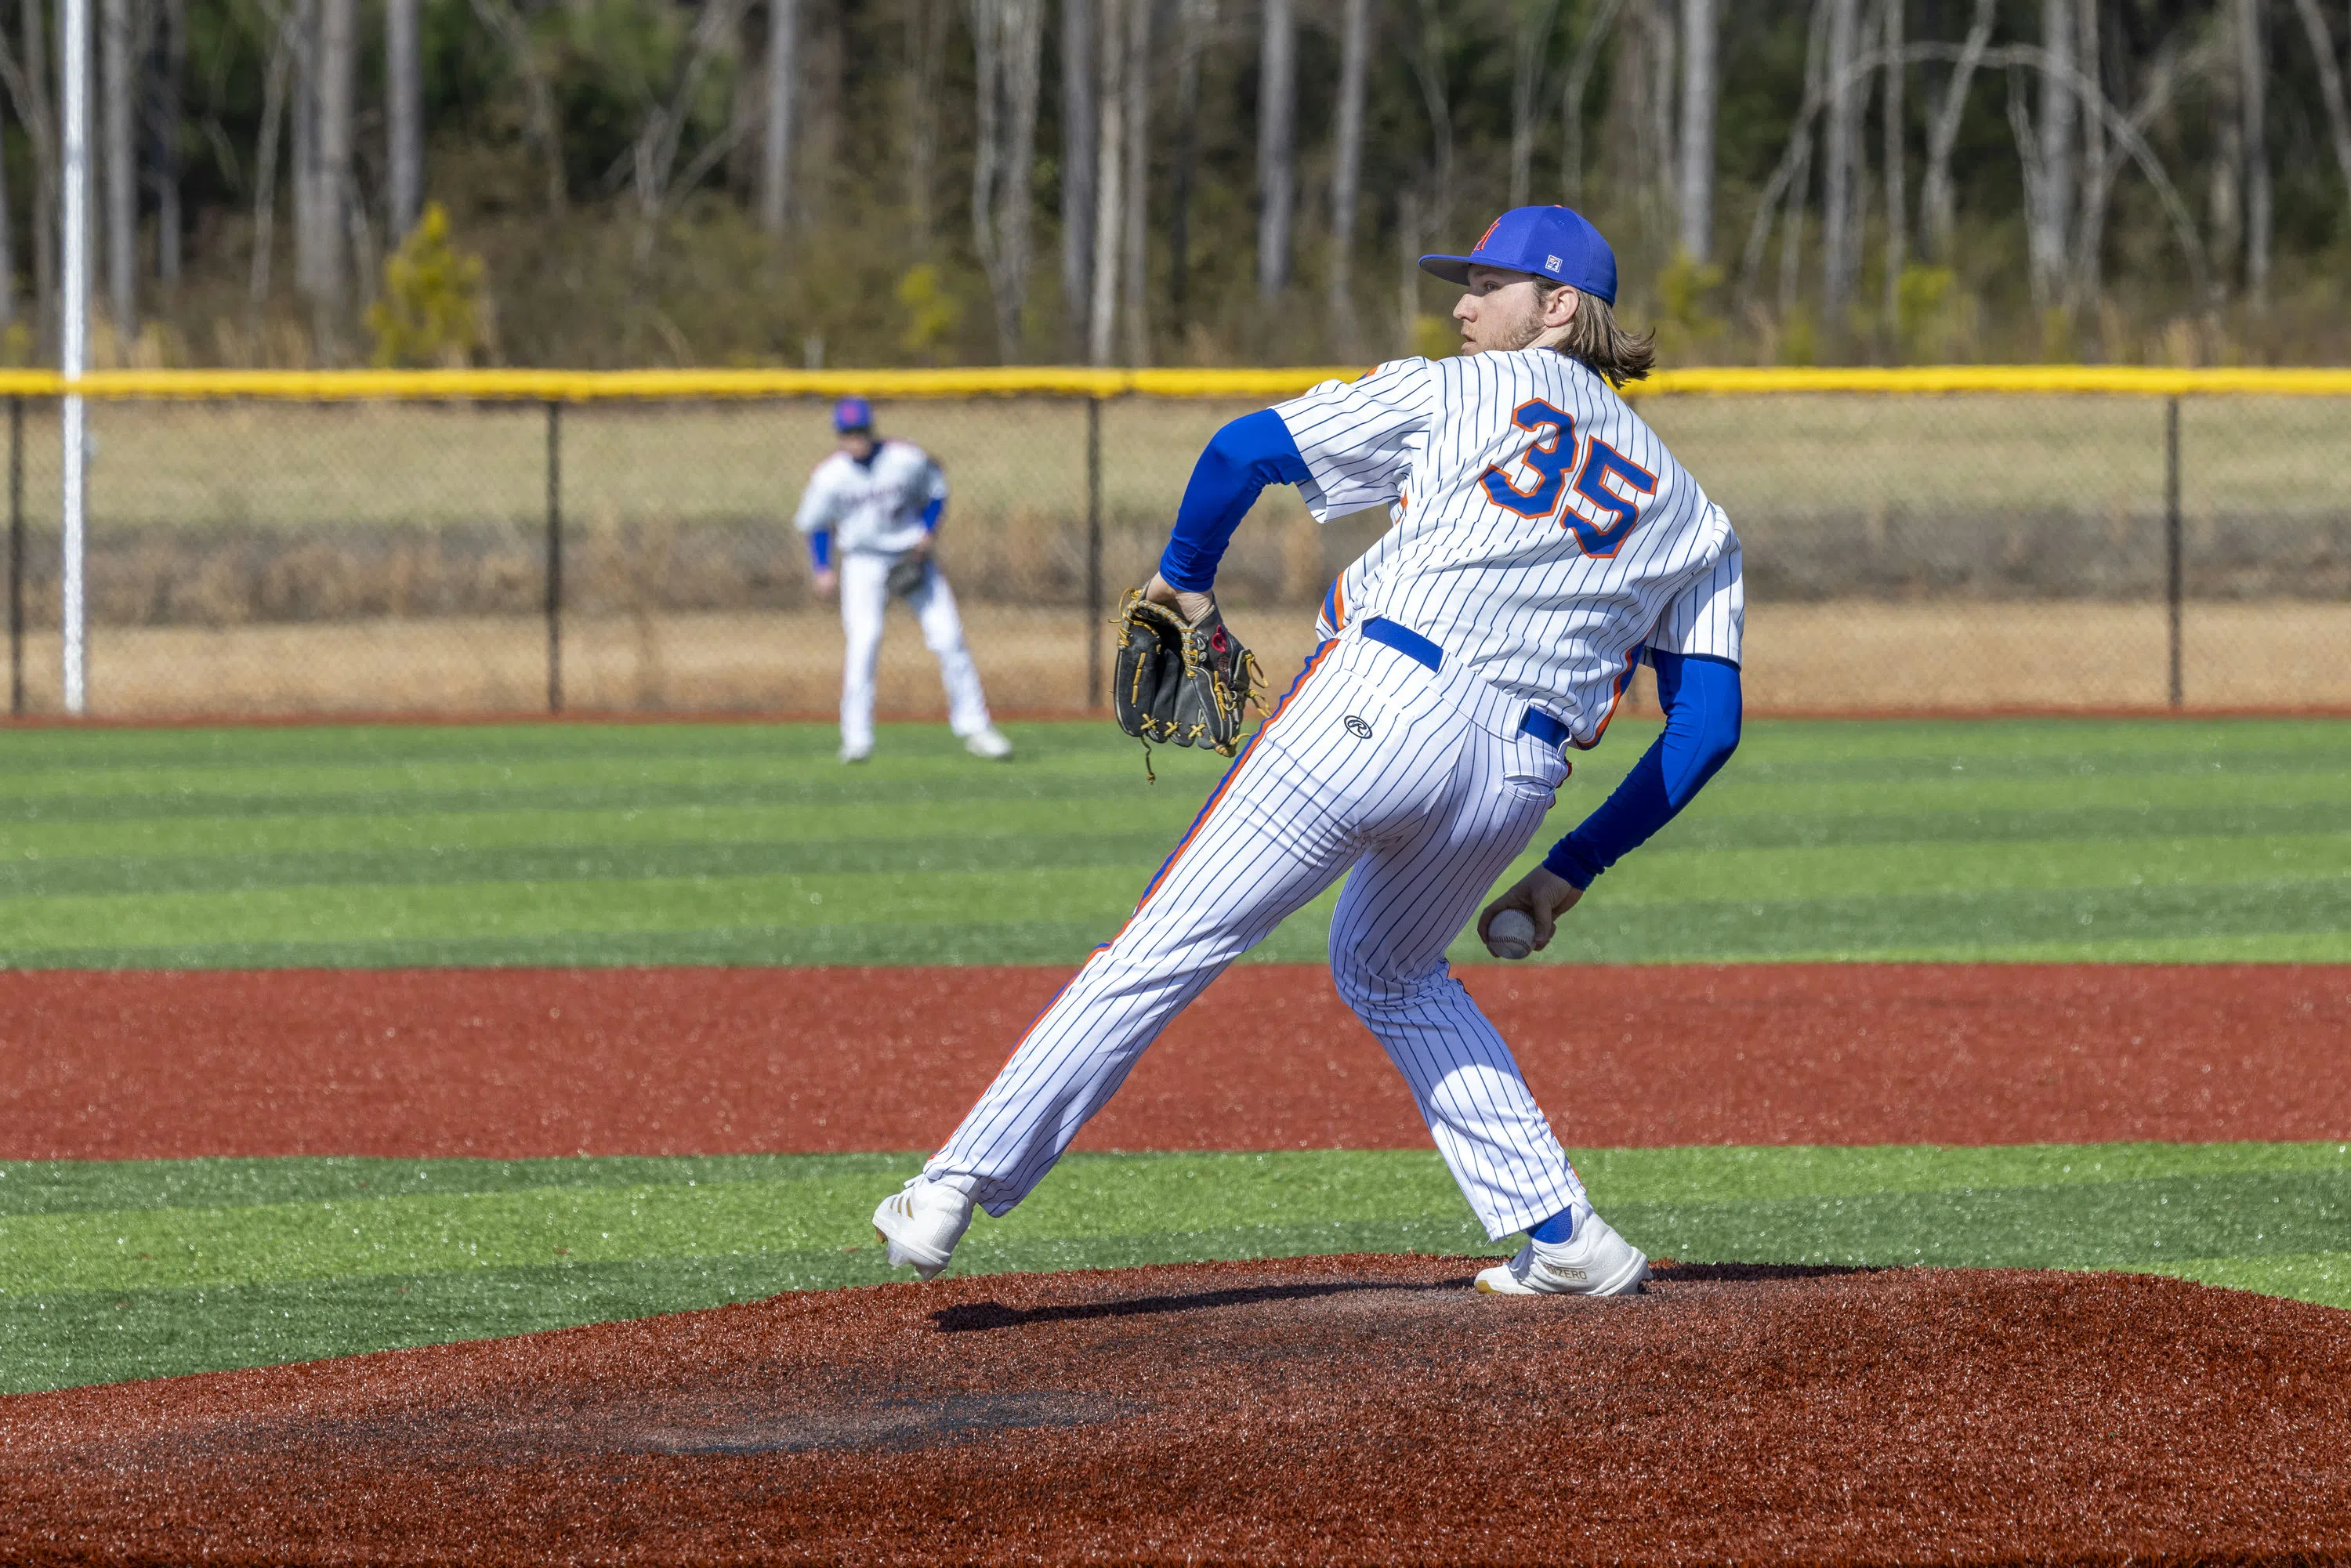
963, 727, 1014, 760
839, 742, 872, 765
1475, 1211, 1650, 1297
872, 1175, 975, 1281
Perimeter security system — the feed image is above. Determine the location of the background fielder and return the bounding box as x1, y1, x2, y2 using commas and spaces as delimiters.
795, 397, 1014, 763
875, 205, 1745, 1296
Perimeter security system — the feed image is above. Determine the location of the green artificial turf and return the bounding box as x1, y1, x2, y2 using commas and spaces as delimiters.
4, 1142, 2346, 1394
2, 717, 2345, 967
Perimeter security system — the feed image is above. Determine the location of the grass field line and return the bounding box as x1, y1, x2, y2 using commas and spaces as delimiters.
4, 1144, 2347, 1393
2, 716, 2342, 965
9, 1146, 2347, 1294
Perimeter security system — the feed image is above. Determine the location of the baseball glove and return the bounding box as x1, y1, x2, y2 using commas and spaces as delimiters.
1111, 588, 1265, 778
885, 554, 929, 599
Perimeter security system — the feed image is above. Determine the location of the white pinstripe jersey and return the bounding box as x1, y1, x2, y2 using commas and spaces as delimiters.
1278, 349, 1743, 748
792, 440, 949, 556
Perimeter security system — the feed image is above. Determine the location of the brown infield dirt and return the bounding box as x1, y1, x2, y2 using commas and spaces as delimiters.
3, 963, 2347, 1159
5, 1255, 2351, 1566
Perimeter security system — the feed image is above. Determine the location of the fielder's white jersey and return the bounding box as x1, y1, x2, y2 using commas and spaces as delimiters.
1280, 349, 1743, 748
792, 440, 949, 556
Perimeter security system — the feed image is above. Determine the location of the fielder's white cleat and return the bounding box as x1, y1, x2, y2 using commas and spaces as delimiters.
962, 726, 1014, 761
872, 1175, 975, 1281
839, 742, 872, 765
1475, 1211, 1650, 1297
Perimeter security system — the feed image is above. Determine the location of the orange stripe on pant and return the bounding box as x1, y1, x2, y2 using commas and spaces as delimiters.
1134, 636, 1339, 911
936, 636, 1344, 1149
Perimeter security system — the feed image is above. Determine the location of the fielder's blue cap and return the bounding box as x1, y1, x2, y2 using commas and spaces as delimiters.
1418, 205, 1618, 305
832, 396, 875, 433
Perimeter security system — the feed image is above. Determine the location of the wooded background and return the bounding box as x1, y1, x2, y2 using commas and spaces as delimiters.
2, 0, 2347, 368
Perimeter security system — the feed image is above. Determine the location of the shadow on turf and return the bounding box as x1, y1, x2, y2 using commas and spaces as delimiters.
932, 1262, 1882, 1332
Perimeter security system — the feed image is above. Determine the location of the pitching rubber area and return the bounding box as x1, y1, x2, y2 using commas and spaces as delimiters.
6, 963, 2350, 1563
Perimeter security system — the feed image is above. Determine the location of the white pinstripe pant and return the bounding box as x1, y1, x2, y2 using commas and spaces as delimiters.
926, 629, 1590, 1239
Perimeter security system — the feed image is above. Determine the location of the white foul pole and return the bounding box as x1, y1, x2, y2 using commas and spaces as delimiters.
60, 0, 91, 713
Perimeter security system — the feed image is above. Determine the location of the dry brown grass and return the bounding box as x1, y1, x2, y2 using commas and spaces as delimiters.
16, 599, 2346, 719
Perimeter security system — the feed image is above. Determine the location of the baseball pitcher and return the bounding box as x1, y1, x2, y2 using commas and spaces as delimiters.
795, 397, 1015, 763
875, 206, 1744, 1295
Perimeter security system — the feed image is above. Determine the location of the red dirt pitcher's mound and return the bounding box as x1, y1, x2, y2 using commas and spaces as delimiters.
5, 1258, 2349, 1566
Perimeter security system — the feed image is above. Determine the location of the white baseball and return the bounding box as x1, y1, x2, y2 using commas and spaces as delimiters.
1485, 907, 1538, 961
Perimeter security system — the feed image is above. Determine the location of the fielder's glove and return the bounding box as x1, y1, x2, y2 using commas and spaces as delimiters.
885, 555, 929, 599
1111, 588, 1265, 779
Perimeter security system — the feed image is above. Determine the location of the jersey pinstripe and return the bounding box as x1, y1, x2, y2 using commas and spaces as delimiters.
792, 440, 949, 556
1283, 349, 1743, 748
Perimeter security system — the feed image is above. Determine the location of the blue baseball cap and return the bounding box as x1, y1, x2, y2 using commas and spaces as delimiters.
832, 396, 875, 433
1419, 206, 1618, 305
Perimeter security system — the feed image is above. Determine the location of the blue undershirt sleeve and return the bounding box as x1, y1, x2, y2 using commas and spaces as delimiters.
808, 528, 833, 570
1157, 409, 1313, 593
1541, 652, 1743, 889
919, 497, 944, 534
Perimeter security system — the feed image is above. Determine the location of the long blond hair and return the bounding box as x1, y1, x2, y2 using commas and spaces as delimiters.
1537, 282, 1656, 388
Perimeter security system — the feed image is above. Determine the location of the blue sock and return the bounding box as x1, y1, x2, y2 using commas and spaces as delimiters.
1528, 1207, 1578, 1244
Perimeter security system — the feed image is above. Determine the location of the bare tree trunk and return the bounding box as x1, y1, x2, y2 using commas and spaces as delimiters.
1559, 0, 1623, 205
1087, 0, 1123, 364
1394, 0, 1451, 351
2290, 0, 2351, 207
907, 0, 948, 254
468, 0, 565, 214
2067, 0, 2101, 319
1256, 0, 1295, 299
0, 81, 12, 326
1677, 0, 1716, 261
1921, 0, 1992, 262
2023, 0, 2076, 307
1328, 0, 1369, 355
250, 13, 292, 312
1820, 0, 1860, 320
1118, 0, 1149, 364
2238, 0, 2269, 306
387, 0, 421, 239
1650, 2, 1677, 226
1509, 0, 1563, 209
1779, 0, 1831, 321
1609, 0, 1675, 236
2, 0, 58, 346
311, 0, 357, 342
150, 0, 184, 284
759, 0, 799, 233
101, 0, 134, 337
1407, 0, 1454, 242
1060, 0, 1095, 355
969, 0, 1044, 360
624, 0, 744, 273
1168, 0, 1206, 324
2071, 40, 2179, 339
1878, 0, 1903, 320
292, 0, 321, 297
1396, 186, 1421, 354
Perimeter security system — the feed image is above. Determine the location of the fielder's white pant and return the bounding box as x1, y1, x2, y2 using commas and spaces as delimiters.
926, 626, 1591, 1240
839, 550, 993, 753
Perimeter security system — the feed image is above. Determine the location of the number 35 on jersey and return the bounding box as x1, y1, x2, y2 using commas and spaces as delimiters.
1479, 398, 1657, 559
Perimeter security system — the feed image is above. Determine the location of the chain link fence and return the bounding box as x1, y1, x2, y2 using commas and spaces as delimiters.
3, 370, 2346, 719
